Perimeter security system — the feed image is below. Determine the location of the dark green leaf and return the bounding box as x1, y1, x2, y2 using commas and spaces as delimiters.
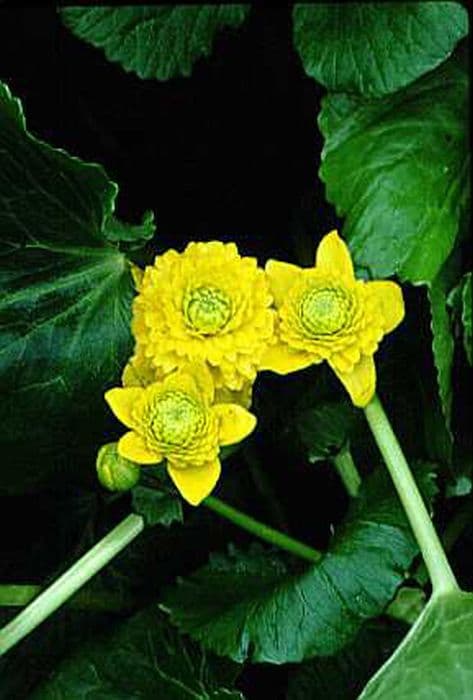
461, 273, 472, 364
295, 398, 359, 462
293, 3, 468, 96
359, 592, 473, 699
318, 50, 469, 284
287, 620, 406, 700
0, 81, 142, 490
61, 5, 250, 81
449, 272, 473, 365
132, 484, 183, 527
428, 271, 457, 455
161, 462, 438, 663
31, 608, 244, 699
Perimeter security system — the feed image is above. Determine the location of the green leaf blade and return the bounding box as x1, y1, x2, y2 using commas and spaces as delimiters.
295, 398, 359, 462
359, 592, 473, 699
461, 273, 472, 363
293, 3, 468, 96
132, 484, 183, 527
61, 6, 250, 81
162, 463, 438, 663
428, 275, 456, 455
318, 52, 470, 284
31, 608, 244, 699
0, 80, 145, 490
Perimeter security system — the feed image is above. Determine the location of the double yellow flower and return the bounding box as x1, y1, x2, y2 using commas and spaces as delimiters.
104, 232, 404, 504
261, 231, 404, 407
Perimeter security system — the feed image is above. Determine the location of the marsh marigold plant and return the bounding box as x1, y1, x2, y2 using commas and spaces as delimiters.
260, 231, 405, 406
105, 364, 256, 505
129, 241, 275, 393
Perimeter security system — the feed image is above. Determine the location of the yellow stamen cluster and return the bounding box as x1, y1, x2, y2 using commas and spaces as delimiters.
183, 286, 233, 335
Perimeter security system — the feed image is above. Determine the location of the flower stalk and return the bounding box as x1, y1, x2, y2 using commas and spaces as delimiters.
204, 495, 322, 563
332, 445, 361, 498
364, 394, 459, 596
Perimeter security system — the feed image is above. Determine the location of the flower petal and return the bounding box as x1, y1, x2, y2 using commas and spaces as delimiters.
265, 259, 302, 307
105, 387, 144, 429
214, 381, 253, 409
330, 354, 376, 408
188, 362, 215, 405
315, 230, 354, 280
259, 342, 314, 374
212, 404, 257, 446
167, 459, 221, 506
367, 281, 405, 334
118, 431, 162, 464
122, 350, 160, 388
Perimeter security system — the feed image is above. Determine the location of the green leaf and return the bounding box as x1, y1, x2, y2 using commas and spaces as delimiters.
31, 608, 244, 699
386, 586, 427, 626
61, 5, 250, 81
293, 3, 468, 97
0, 81, 142, 490
318, 50, 470, 284
428, 272, 457, 455
295, 398, 359, 462
132, 484, 183, 527
104, 210, 156, 248
461, 274, 472, 364
449, 272, 473, 365
287, 620, 406, 700
358, 592, 473, 699
161, 462, 438, 663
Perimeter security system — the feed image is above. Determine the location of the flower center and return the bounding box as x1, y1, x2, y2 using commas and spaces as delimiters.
183, 286, 232, 334
150, 391, 205, 446
299, 286, 351, 336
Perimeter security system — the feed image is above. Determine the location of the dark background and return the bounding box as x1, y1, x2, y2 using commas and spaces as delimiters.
0, 6, 471, 700
0, 5, 338, 259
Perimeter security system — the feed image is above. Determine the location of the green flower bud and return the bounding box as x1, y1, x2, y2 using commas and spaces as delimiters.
96, 442, 141, 492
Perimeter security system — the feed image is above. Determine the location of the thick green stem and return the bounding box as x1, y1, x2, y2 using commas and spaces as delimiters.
0, 514, 144, 656
204, 495, 322, 563
364, 394, 459, 596
332, 445, 361, 497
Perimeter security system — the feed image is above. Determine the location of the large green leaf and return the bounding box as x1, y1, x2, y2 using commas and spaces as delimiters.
31, 608, 244, 699
61, 5, 250, 81
293, 3, 468, 97
318, 50, 469, 284
0, 81, 149, 490
359, 592, 473, 699
161, 463, 437, 663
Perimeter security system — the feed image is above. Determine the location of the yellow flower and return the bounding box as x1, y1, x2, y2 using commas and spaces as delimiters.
260, 231, 404, 407
130, 241, 274, 392
105, 365, 256, 505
